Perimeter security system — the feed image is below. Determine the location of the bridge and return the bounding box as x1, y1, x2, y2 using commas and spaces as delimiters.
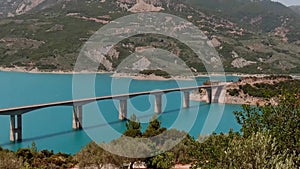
0, 84, 225, 142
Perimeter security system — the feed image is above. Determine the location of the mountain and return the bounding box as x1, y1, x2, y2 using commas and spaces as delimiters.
290, 5, 300, 16
0, 0, 299, 74
187, 0, 300, 41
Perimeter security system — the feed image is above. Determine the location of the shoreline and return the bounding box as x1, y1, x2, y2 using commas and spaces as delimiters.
0, 66, 299, 80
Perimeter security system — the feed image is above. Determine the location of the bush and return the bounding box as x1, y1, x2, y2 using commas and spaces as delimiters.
0, 150, 22, 169
223, 132, 297, 169
228, 88, 239, 96
139, 69, 171, 78
234, 90, 300, 166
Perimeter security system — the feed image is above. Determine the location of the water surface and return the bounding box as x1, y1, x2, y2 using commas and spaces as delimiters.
0, 71, 241, 154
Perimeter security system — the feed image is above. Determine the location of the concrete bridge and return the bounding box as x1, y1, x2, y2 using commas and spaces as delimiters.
0, 85, 225, 142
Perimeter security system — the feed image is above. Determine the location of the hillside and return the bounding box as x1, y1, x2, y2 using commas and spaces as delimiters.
290, 5, 300, 16
187, 0, 300, 41
0, 0, 299, 74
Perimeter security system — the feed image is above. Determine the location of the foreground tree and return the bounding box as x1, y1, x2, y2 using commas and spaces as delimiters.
0, 148, 22, 169
192, 131, 297, 169
222, 132, 297, 169
16, 142, 75, 168
75, 142, 122, 169
145, 152, 175, 169
143, 115, 166, 138
191, 130, 239, 168
234, 89, 300, 158
123, 114, 142, 138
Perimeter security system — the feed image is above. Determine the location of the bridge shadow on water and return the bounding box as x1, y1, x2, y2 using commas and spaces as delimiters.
0, 104, 206, 147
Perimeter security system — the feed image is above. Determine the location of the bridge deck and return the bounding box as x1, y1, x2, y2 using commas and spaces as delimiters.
0, 85, 222, 115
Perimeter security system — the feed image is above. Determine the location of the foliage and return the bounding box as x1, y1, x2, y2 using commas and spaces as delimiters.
223, 132, 297, 169
227, 88, 239, 96
169, 134, 198, 164
191, 130, 240, 168
234, 90, 300, 153
145, 152, 175, 169
234, 89, 300, 166
0, 142, 75, 169
192, 131, 298, 169
143, 115, 167, 138
139, 69, 171, 79
123, 114, 142, 138
0, 148, 22, 169
15, 142, 75, 169
75, 142, 122, 169
239, 79, 300, 98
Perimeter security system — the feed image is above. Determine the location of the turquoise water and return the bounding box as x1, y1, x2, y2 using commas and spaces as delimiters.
0, 71, 242, 154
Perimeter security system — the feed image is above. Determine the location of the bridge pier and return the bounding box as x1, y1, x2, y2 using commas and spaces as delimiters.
205, 85, 225, 104
118, 98, 128, 120
73, 105, 83, 130
10, 115, 22, 142
183, 91, 190, 108
205, 88, 212, 104
154, 93, 162, 113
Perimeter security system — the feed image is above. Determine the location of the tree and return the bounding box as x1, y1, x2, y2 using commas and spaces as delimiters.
75, 142, 122, 169
170, 134, 197, 164
122, 114, 146, 169
16, 142, 75, 168
221, 132, 297, 169
145, 129, 195, 169
234, 89, 300, 156
146, 152, 175, 169
191, 130, 240, 169
0, 149, 22, 169
123, 114, 142, 138
143, 115, 166, 138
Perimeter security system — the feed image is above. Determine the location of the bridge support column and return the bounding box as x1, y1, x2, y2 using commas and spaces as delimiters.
119, 98, 127, 120
154, 93, 162, 113
205, 88, 212, 104
73, 105, 83, 130
119, 98, 128, 120
205, 86, 225, 104
10, 115, 22, 142
183, 91, 190, 108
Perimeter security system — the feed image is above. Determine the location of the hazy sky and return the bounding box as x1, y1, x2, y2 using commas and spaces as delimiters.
274, 0, 300, 6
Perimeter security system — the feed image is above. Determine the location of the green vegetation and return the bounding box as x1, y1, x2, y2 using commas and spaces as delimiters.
191, 89, 300, 168
228, 88, 239, 96
234, 91, 300, 157
0, 142, 75, 169
238, 79, 300, 98
75, 142, 122, 169
0, 148, 22, 169
139, 69, 171, 78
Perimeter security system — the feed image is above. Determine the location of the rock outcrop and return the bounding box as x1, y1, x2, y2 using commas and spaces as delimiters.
16, 0, 46, 15
128, 0, 164, 13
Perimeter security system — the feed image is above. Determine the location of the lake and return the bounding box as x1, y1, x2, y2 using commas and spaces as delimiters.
0, 71, 242, 154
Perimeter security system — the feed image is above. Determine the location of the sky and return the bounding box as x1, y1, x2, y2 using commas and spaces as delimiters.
273, 0, 300, 6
